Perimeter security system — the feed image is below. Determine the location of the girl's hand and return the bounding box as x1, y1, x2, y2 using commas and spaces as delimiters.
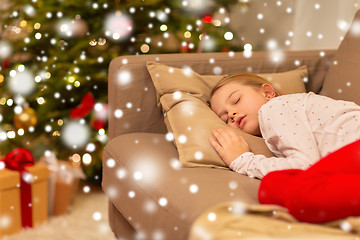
209, 128, 250, 167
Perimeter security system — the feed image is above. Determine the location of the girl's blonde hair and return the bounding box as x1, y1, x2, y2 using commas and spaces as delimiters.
210, 72, 280, 99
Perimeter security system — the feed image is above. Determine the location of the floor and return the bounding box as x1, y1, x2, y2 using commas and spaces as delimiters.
1, 181, 117, 240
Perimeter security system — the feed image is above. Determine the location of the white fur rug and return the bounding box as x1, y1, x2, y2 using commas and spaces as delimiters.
2, 187, 116, 240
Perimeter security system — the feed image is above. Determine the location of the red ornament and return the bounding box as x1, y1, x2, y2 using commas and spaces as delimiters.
70, 92, 95, 119
91, 103, 108, 130
203, 15, 212, 23
2, 58, 10, 68
180, 44, 190, 53
91, 118, 106, 131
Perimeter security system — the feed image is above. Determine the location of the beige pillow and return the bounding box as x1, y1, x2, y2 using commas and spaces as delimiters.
146, 61, 308, 168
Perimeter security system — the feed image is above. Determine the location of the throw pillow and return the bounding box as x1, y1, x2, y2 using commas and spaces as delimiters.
146, 61, 308, 168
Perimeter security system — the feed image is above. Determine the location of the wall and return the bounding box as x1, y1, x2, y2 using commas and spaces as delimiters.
228, 0, 360, 51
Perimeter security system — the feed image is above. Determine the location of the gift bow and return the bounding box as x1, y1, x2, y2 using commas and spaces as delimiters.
2, 148, 34, 171
2, 148, 35, 228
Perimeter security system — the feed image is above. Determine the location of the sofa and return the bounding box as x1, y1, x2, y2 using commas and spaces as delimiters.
102, 9, 360, 240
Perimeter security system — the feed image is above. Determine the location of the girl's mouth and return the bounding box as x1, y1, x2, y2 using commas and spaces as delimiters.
237, 116, 246, 129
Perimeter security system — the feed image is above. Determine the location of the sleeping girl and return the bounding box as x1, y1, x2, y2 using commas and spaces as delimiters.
209, 72, 360, 223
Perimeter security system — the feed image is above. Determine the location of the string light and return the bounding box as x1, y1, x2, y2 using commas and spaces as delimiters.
37, 97, 45, 104
140, 44, 150, 53
83, 153, 92, 165
160, 24, 167, 31
34, 23, 41, 29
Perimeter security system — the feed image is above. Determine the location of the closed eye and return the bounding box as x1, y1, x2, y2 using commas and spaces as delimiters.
221, 116, 228, 124
235, 98, 240, 104
221, 115, 229, 124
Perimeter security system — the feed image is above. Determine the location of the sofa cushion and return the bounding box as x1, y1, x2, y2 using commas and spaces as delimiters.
320, 9, 360, 105
102, 133, 261, 238
146, 61, 308, 168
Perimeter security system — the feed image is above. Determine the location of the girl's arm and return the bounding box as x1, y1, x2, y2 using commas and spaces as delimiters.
220, 94, 322, 179
237, 96, 321, 178
210, 127, 320, 179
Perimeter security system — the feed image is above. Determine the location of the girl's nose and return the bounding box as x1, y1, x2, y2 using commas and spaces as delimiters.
229, 112, 236, 122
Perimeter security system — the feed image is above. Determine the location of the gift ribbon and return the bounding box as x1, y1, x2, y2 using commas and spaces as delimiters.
2, 148, 35, 228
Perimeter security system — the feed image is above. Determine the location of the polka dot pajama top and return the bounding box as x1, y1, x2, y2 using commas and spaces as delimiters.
229, 92, 360, 179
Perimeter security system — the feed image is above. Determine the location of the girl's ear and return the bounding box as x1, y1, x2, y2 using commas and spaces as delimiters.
261, 83, 276, 100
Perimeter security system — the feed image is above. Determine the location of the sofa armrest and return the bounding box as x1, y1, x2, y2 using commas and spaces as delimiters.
102, 133, 260, 239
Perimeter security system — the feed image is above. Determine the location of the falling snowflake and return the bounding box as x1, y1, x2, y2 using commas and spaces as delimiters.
340, 220, 352, 232
189, 184, 199, 193
350, 20, 360, 36
106, 158, 116, 168
182, 66, 193, 77
158, 197, 168, 207
104, 11, 133, 40
213, 66, 222, 75
92, 212, 102, 221
0, 40, 12, 60
173, 91, 182, 100
117, 70, 132, 86
178, 134, 187, 144
8, 68, 35, 96
228, 181, 238, 190
194, 151, 204, 160
61, 120, 90, 148
207, 212, 216, 222
165, 132, 174, 141
228, 202, 246, 216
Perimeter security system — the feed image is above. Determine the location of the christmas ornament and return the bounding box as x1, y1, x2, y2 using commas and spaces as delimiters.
70, 16, 89, 38
2, 58, 10, 69
202, 15, 213, 23
183, 0, 213, 13
104, 11, 133, 40
57, 15, 88, 38
70, 92, 95, 119
156, 10, 168, 22
14, 107, 37, 129
2, 20, 31, 41
91, 103, 108, 130
237, 0, 251, 11
180, 44, 191, 53
24, 5, 36, 17
91, 118, 106, 131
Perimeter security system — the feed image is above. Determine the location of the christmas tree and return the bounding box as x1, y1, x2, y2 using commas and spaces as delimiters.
0, 0, 243, 185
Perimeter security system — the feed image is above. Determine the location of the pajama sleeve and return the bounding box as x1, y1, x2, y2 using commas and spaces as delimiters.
229, 95, 321, 179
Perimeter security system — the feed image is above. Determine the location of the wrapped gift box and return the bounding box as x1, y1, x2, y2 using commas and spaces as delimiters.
53, 173, 80, 216
0, 163, 49, 238
26, 164, 49, 227
1, 148, 49, 233
39, 153, 85, 216
0, 169, 21, 238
